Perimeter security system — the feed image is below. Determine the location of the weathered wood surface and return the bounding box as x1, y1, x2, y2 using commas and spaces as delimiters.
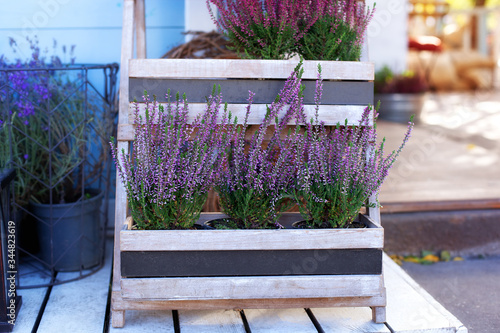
112, 0, 134, 307
13, 271, 51, 332
129, 59, 374, 80
129, 78, 374, 104
37, 241, 113, 333
112, 290, 386, 310
120, 275, 384, 300
178, 310, 246, 333
134, 0, 146, 59
244, 309, 317, 333
119, 214, 383, 251
109, 310, 175, 333
383, 254, 468, 333
109, 256, 466, 332
126, 102, 371, 124
309, 307, 390, 333
118, 104, 373, 140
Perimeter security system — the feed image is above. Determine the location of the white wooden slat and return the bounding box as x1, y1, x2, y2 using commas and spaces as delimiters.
135, 0, 147, 59
112, 294, 386, 311
112, 3, 135, 319
12, 272, 51, 332
383, 254, 467, 333
129, 59, 374, 80
244, 309, 317, 333
309, 307, 390, 333
128, 103, 371, 125
36, 240, 113, 333
120, 225, 383, 251
120, 275, 383, 300
178, 310, 246, 333
113, 140, 130, 291
108, 310, 175, 333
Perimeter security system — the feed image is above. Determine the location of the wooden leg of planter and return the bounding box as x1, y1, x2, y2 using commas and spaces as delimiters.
112, 310, 125, 328
371, 306, 386, 323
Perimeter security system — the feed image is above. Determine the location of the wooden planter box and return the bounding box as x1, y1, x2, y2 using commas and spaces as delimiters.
119, 213, 384, 303
112, 56, 386, 327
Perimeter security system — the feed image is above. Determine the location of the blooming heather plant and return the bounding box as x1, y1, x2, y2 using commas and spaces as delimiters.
299, 1, 375, 61
111, 89, 233, 230
291, 66, 413, 228
214, 64, 305, 229
207, 0, 318, 59
207, 0, 374, 61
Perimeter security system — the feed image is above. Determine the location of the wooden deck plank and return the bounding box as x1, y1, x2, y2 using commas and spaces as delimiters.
108, 310, 175, 333
178, 309, 246, 333
244, 308, 317, 333
36, 241, 113, 333
309, 307, 390, 333
12, 272, 51, 332
383, 254, 467, 333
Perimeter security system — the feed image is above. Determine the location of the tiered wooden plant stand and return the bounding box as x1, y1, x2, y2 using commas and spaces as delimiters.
112, 0, 385, 328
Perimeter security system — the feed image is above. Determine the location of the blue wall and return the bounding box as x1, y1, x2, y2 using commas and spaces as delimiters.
0, 0, 185, 64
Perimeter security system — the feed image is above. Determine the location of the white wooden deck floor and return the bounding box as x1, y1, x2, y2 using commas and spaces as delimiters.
12, 240, 467, 333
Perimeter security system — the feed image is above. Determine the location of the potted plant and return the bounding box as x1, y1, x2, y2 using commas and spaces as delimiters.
292, 67, 412, 229
374, 65, 428, 124
112, 63, 413, 326
0, 39, 112, 271
207, 0, 374, 60
213, 65, 304, 229
111, 88, 233, 231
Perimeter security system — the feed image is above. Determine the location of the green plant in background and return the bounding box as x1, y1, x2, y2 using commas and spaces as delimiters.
299, 17, 361, 61
299, 1, 375, 61
207, 0, 317, 59
375, 65, 428, 94
207, 0, 375, 60
0, 38, 109, 206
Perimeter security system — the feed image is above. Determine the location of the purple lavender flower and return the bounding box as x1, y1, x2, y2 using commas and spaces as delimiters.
111, 88, 234, 230
291, 68, 413, 228
215, 63, 305, 229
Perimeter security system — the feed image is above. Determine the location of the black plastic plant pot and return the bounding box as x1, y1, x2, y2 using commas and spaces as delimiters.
31, 190, 104, 272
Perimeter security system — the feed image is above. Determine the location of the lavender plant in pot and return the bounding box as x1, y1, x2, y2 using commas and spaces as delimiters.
0, 39, 113, 271
213, 66, 304, 229
292, 66, 413, 228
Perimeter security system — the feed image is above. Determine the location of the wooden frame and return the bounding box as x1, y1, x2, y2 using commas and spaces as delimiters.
112, 0, 384, 328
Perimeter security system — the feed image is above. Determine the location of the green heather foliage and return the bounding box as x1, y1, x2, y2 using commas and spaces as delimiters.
215, 63, 305, 229
207, 0, 375, 60
299, 17, 361, 61
111, 90, 234, 230
290, 65, 413, 228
